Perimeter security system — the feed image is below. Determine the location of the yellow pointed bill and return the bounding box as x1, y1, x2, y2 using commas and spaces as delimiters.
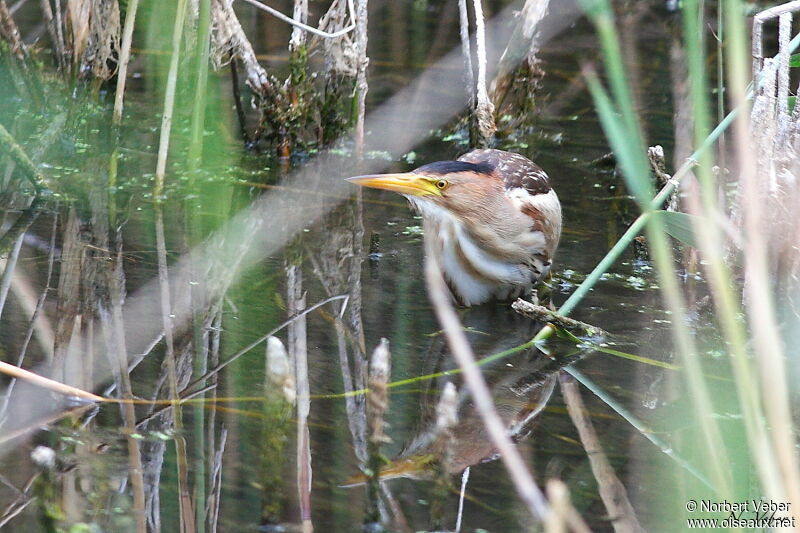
346, 173, 442, 197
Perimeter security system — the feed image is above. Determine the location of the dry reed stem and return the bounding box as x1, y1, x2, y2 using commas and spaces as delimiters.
354, 0, 368, 159
207, 427, 227, 532
211, 0, 272, 95
0, 0, 26, 59
471, 0, 495, 144
289, 0, 308, 51
0, 361, 104, 402
457, 0, 475, 110
424, 236, 550, 521
287, 265, 313, 532
0, 234, 23, 318
490, 0, 549, 109
39, 0, 66, 70
544, 478, 591, 533
431, 381, 457, 530
113, 0, 140, 124
455, 465, 469, 533
153, 0, 196, 530
0, 123, 45, 192
182, 294, 347, 394
107, 248, 147, 533
560, 374, 641, 533
0, 215, 57, 423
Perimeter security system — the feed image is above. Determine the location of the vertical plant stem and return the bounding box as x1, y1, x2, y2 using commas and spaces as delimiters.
583, 1, 735, 498
113, 0, 141, 125
154, 0, 195, 530
354, 0, 368, 159
287, 265, 313, 533
471, 0, 495, 144
424, 236, 549, 521
289, 0, 309, 50
38, 0, 65, 70
188, 1, 212, 529
457, 0, 475, 137
109, 247, 147, 533
455, 466, 469, 533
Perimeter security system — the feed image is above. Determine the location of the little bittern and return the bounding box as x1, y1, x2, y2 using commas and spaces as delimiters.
348, 149, 562, 306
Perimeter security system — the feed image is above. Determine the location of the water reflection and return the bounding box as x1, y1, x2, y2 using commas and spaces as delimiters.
349, 306, 581, 483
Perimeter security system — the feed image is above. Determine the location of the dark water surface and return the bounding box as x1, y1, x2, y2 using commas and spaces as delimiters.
0, 1, 726, 532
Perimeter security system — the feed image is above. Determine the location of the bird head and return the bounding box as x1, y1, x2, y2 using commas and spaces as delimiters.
347, 161, 501, 224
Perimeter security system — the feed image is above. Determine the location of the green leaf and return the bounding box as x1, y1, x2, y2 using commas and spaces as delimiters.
790, 96, 797, 113
791, 53, 800, 67
653, 210, 701, 248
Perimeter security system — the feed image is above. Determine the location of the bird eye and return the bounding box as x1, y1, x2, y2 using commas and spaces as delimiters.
435, 180, 448, 190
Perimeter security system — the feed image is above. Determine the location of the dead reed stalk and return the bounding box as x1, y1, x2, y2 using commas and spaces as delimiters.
457, 0, 476, 132
113, 0, 140, 125
153, 0, 195, 529
471, 0, 495, 144
287, 264, 313, 533
354, 0, 369, 159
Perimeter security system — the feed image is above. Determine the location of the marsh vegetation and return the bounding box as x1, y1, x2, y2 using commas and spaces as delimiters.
0, 0, 799, 531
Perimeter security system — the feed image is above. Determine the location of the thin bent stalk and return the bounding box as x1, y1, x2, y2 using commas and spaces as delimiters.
153, 0, 195, 530
424, 236, 550, 522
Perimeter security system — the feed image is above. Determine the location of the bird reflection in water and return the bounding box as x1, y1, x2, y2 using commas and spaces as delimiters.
346, 306, 583, 484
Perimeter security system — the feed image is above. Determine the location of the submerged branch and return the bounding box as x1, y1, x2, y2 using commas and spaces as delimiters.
512, 299, 608, 337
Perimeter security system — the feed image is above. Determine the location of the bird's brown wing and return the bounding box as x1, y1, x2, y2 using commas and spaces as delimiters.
457, 149, 552, 195
459, 149, 562, 261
